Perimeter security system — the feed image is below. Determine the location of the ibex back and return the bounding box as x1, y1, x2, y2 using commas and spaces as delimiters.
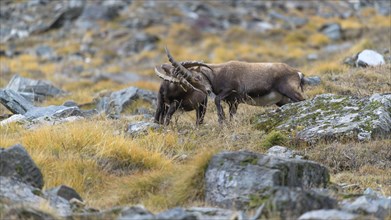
193, 61, 306, 123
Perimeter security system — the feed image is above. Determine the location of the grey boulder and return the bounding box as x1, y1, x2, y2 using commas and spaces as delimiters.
259, 187, 337, 219
0, 176, 44, 204
341, 189, 391, 219
116, 206, 155, 220
255, 93, 391, 143
356, 49, 385, 67
0, 89, 95, 124
319, 23, 342, 40
267, 146, 303, 159
299, 209, 359, 220
0, 89, 35, 114
303, 76, 321, 86
205, 151, 330, 209
126, 122, 161, 137
96, 87, 156, 118
0, 144, 44, 189
6, 75, 65, 102
0, 177, 78, 217
156, 207, 239, 220
45, 185, 83, 202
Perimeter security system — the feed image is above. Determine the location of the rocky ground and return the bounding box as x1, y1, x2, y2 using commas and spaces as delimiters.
1, 0, 391, 219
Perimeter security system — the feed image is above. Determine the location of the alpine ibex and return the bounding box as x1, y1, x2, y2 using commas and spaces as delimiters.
191, 61, 307, 123
154, 48, 212, 125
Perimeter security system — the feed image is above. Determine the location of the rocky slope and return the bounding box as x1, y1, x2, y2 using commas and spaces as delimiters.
1, 0, 390, 219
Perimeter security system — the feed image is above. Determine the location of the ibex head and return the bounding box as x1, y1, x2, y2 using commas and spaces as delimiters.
155, 47, 212, 94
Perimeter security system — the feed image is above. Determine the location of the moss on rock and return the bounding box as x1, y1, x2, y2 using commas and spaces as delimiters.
255, 94, 391, 143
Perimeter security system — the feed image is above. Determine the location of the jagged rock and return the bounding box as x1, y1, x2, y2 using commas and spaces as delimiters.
0, 89, 35, 114
62, 100, 78, 107
185, 207, 240, 220
303, 76, 321, 86
269, 11, 308, 28
44, 192, 74, 217
92, 73, 142, 84
205, 151, 329, 209
155, 208, 196, 220
374, 0, 391, 15
116, 33, 159, 56
6, 75, 65, 102
1, 88, 95, 122
156, 207, 239, 220
0, 177, 79, 217
341, 188, 391, 219
45, 185, 83, 202
126, 121, 161, 137
0, 114, 27, 126
75, 3, 121, 30
33, 4, 84, 34
322, 42, 353, 54
35, 45, 58, 61
0, 144, 44, 189
0, 176, 44, 204
257, 187, 337, 219
267, 146, 303, 159
95, 87, 156, 118
24, 106, 82, 120
299, 209, 359, 220
319, 23, 342, 40
255, 93, 391, 143
356, 49, 385, 67
2, 205, 58, 220
116, 206, 155, 220
307, 54, 318, 61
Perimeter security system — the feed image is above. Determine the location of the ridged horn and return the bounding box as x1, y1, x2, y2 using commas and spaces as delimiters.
181, 61, 213, 71
155, 66, 203, 94
154, 67, 180, 83
165, 47, 193, 80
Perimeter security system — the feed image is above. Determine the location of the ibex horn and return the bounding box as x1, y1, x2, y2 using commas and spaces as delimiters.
154, 67, 180, 83
155, 66, 204, 94
165, 47, 193, 80
181, 61, 213, 71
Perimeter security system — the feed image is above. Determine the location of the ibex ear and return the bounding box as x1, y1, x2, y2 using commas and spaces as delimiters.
195, 66, 201, 72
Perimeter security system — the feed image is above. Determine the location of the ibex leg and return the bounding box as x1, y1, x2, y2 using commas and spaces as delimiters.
215, 90, 232, 124
196, 98, 208, 125
164, 102, 177, 126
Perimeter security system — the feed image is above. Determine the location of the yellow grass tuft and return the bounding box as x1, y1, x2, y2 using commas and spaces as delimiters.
4, 120, 173, 203
55, 42, 81, 55
309, 33, 330, 47
144, 149, 218, 210
284, 31, 307, 46
261, 130, 288, 149
128, 81, 160, 91
368, 15, 391, 27
340, 18, 363, 30
314, 62, 347, 75
345, 38, 374, 56
212, 47, 237, 63
333, 166, 391, 195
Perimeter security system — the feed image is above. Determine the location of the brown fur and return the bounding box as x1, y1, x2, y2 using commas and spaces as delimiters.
154, 64, 211, 126
198, 61, 306, 123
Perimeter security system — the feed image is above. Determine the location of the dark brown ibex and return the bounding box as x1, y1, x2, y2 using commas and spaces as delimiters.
154, 48, 212, 125
192, 61, 307, 123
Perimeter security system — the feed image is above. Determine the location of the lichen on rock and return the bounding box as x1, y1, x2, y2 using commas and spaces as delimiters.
255, 93, 391, 143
